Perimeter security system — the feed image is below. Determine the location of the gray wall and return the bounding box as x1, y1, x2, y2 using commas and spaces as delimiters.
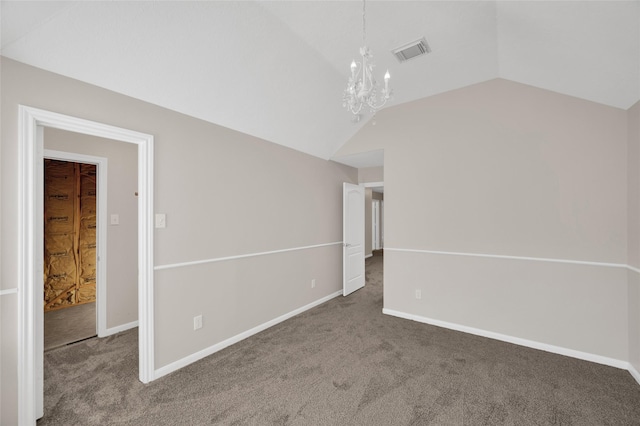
336, 78, 632, 362
0, 58, 356, 424
359, 166, 383, 183
44, 128, 139, 330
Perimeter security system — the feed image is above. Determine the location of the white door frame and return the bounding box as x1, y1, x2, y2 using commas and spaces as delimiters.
43, 150, 108, 337
372, 199, 381, 251
380, 200, 384, 248
18, 106, 155, 425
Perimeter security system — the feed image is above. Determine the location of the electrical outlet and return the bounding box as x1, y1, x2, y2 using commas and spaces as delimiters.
311, 279, 316, 288
193, 315, 203, 330
415, 289, 422, 300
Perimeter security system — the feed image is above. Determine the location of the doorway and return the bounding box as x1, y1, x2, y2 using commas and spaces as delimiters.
43, 158, 100, 350
372, 197, 384, 252
365, 185, 384, 312
360, 182, 384, 310
17, 106, 155, 424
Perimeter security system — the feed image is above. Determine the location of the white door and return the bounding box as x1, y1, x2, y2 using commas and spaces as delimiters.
343, 183, 365, 296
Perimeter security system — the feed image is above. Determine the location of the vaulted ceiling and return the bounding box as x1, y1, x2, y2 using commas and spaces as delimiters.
2, 1, 639, 160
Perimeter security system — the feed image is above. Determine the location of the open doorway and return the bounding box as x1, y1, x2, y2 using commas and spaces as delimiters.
40, 129, 138, 422
17, 106, 155, 424
362, 182, 384, 257
43, 158, 99, 350
362, 182, 384, 305
331, 149, 384, 305
372, 190, 384, 255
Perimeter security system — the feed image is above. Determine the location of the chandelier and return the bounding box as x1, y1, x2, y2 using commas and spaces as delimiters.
343, 0, 392, 119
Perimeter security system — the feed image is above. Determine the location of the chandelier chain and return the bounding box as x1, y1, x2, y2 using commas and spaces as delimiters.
362, 0, 366, 47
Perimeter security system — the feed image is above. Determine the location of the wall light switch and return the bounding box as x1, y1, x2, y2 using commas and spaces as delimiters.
155, 213, 166, 228
194, 315, 203, 330
110, 214, 119, 225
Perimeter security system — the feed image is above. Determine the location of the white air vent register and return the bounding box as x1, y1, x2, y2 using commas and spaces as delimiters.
393, 38, 431, 63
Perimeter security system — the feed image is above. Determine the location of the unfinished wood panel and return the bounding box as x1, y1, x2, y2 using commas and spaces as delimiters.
78, 163, 97, 303
44, 159, 97, 311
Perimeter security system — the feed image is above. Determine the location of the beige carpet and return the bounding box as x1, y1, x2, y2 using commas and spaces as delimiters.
39, 255, 640, 425
44, 302, 96, 351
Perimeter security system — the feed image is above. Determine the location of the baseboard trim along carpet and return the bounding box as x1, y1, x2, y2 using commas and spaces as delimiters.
100, 320, 138, 338
630, 363, 640, 386
382, 308, 639, 384
155, 290, 343, 380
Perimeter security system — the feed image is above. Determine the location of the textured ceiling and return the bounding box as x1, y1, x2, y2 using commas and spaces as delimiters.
2, 1, 639, 162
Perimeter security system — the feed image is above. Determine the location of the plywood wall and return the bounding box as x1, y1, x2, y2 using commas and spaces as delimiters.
44, 159, 97, 311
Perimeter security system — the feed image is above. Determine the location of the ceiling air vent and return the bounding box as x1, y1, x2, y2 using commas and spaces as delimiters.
392, 38, 431, 63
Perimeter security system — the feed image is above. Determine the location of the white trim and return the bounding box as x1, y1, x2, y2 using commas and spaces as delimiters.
154, 241, 342, 271
361, 181, 384, 188
154, 290, 342, 380
103, 320, 139, 337
18, 105, 155, 425
18, 105, 38, 423
627, 265, 640, 274
385, 247, 627, 270
0, 288, 18, 296
43, 150, 109, 338
365, 254, 373, 259
382, 308, 629, 370
629, 363, 640, 386
44, 150, 107, 165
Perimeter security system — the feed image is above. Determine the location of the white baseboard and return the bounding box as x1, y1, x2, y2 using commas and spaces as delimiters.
100, 320, 138, 338
629, 363, 640, 386
154, 290, 343, 380
382, 308, 629, 370
365, 254, 373, 259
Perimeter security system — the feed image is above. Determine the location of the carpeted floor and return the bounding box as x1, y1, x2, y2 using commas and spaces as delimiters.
39, 255, 640, 425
